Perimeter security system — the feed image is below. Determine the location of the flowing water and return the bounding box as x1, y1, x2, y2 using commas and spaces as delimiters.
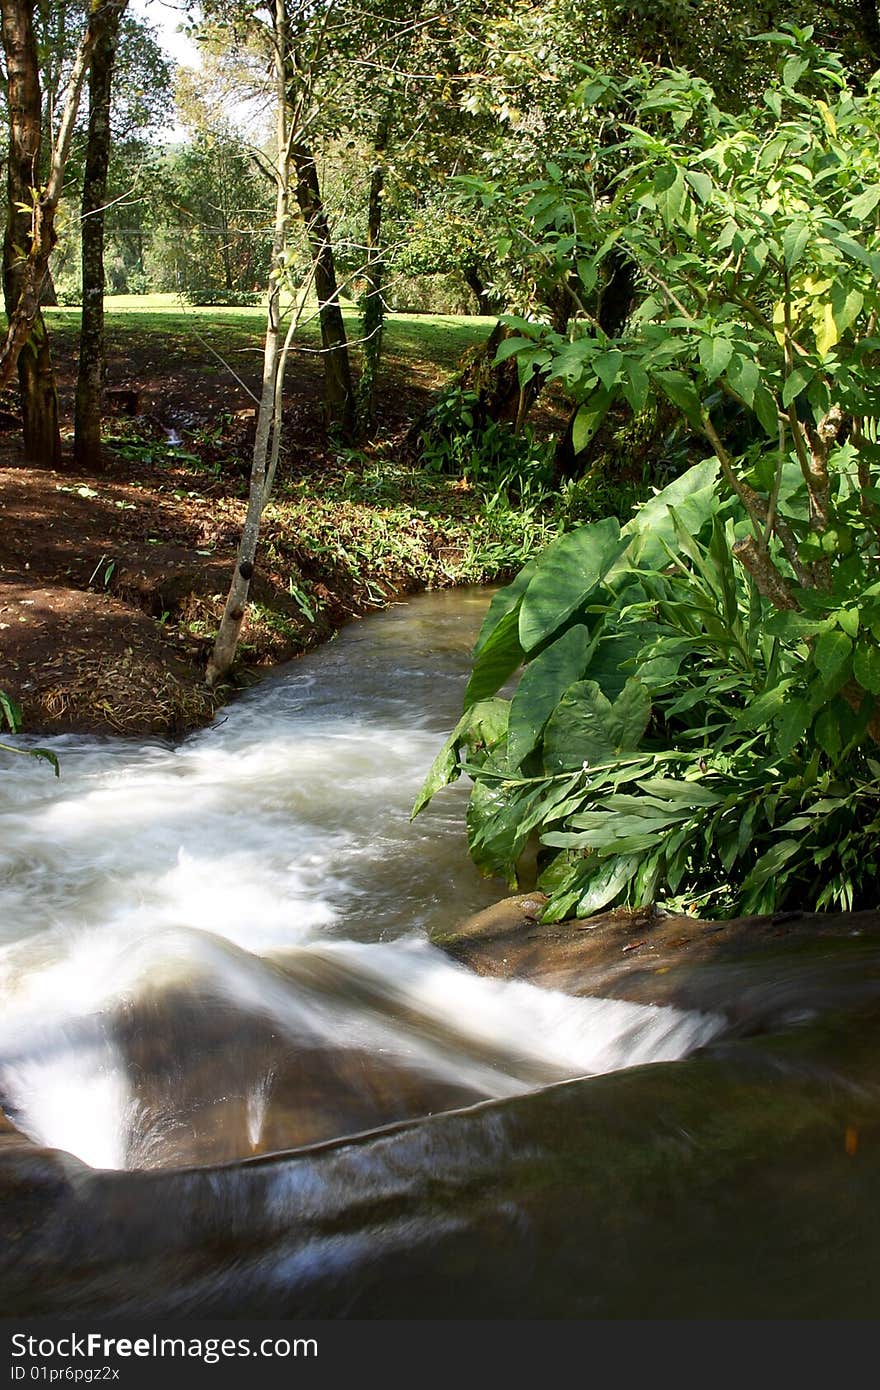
5, 589, 879, 1318
0, 590, 720, 1176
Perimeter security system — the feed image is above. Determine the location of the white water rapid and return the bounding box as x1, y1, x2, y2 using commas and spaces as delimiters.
0, 591, 722, 1170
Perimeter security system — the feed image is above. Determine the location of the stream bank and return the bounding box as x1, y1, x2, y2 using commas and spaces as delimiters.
0, 448, 550, 738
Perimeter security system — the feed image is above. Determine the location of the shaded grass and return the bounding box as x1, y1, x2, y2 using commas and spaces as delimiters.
45, 294, 494, 380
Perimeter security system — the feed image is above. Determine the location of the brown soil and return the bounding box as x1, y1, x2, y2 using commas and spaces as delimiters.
0, 324, 455, 739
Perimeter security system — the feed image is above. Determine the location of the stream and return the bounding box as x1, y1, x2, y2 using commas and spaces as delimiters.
3, 589, 880, 1318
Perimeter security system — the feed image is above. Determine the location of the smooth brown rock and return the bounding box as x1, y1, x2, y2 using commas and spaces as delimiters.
437, 900, 880, 1029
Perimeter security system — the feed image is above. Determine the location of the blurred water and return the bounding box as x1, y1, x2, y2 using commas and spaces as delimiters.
0, 590, 720, 1169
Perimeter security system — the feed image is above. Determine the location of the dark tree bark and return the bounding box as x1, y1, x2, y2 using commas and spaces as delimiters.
39, 267, 57, 306
291, 141, 355, 441
0, 0, 97, 450
857, 0, 880, 60
554, 248, 637, 482
2, 0, 60, 466
74, 0, 126, 469
462, 265, 493, 316
460, 284, 573, 433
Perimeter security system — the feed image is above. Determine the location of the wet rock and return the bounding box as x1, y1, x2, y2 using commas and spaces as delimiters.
5, 1002, 880, 1317
438, 900, 880, 1032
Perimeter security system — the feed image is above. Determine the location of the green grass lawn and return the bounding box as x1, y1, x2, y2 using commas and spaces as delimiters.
45, 293, 494, 376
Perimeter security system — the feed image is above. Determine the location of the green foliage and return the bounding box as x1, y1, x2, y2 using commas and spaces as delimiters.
420, 385, 555, 501
180, 288, 262, 308
0, 692, 59, 777
421, 33, 880, 918
414, 461, 880, 919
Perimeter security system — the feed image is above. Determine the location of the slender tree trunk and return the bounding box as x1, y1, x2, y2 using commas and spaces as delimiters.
206, 0, 289, 688
290, 141, 355, 440
74, 0, 126, 469
357, 146, 386, 438
2, 0, 60, 465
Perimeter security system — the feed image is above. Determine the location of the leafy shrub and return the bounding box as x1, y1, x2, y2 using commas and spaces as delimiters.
181, 288, 261, 308
389, 273, 480, 316
419, 32, 880, 921
414, 462, 880, 920
420, 385, 554, 501
125, 270, 151, 296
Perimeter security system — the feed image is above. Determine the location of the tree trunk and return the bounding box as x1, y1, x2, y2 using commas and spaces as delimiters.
290, 142, 355, 441
39, 266, 57, 306
356, 151, 385, 438
74, 0, 126, 469
206, 0, 289, 688
463, 264, 492, 316
554, 248, 637, 482
858, 0, 880, 60
0, 0, 98, 407
460, 285, 572, 433
2, 0, 60, 466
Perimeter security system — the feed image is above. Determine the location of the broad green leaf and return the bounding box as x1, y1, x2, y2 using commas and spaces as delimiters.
571, 388, 613, 454
653, 370, 703, 428
412, 700, 509, 818
824, 230, 880, 274
814, 705, 842, 760
685, 170, 713, 204
781, 367, 814, 407
845, 186, 880, 221
782, 55, 809, 89
543, 681, 618, 771
594, 349, 623, 392
854, 641, 880, 694
783, 220, 811, 269
519, 518, 625, 651
611, 678, 652, 750
543, 677, 649, 772
621, 356, 651, 414
654, 164, 686, 227
587, 631, 644, 700
830, 285, 864, 336
466, 776, 527, 882
814, 628, 852, 686
725, 355, 759, 407
473, 563, 535, 657
493, 336, 532, 365
507, 625, 591, 769
464, 608, 523, 708
411, 721, 466, 817
699, 335, 734, 383
775, 698, 810, 756
752, 384, 779, 437
815, 301, 838, 357
623, 458, 720, 569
